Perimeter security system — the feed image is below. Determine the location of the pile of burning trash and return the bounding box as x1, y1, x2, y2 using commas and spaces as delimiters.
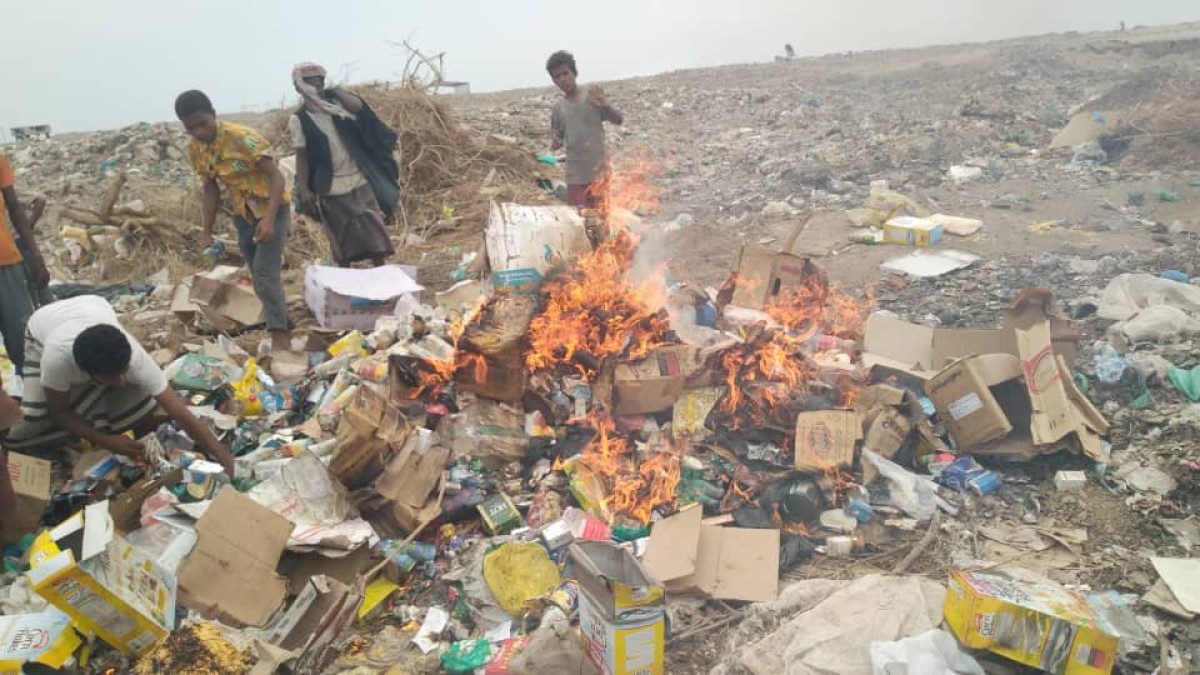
0, 157, 1122, 675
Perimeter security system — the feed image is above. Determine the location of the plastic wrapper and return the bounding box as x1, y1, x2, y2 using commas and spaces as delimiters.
482, 542, 562, 616
870, 629, 985, 675
862, 449, 949, 521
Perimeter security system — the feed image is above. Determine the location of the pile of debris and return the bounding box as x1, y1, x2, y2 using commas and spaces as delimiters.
8, 143, 1186, 673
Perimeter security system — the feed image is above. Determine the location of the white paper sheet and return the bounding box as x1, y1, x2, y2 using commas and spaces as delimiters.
1151, 557, 1200, 613
307, 265, 423, 301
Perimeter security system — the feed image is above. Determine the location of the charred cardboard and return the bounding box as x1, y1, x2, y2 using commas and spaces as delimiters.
176, 489, 294, 627
1, 453, 51, 546
614, 346, 692, 415
794, 409, 862, 472
642, 506, 779, 603
731, 214, 829, 309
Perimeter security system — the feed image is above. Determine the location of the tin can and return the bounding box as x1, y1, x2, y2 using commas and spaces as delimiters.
548, 580, 579, 617
968, 471, 1001, 496
826, 535, 854, 557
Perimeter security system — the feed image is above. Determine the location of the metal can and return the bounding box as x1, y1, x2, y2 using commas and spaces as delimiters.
968, 471, 1001, 495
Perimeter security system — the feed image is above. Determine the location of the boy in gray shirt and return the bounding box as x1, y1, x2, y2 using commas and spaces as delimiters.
547, 51, 623, 214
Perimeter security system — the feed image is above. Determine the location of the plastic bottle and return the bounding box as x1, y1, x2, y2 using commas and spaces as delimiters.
261, 386, 299, 414
202, 239, 226, 266
802, 333, 859, 354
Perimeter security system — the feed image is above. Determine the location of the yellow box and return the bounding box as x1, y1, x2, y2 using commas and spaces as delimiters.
884, 216, 943, 247
26, 550, 167, 656
579, 591, 664, 675
944, 569, 1119, 674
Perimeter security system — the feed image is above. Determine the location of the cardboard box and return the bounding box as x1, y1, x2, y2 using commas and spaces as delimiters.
884, 216, 943, 247
579, 594, 665, 675
614, 347, 690, 415
485, 202, 591, 292
925, 354, 1023, 451
567, 541, 665, 623
0, 610, 83, 671
944, 569, 1119, 674
332, 385, 398, 490
26, 521, 171, 658
794, 410, 862, 472
188, 266, 264, 331
642, 506, 779, 603
176, 489, 294, 627
1, 452, 51, 546
304, 264, 422, 331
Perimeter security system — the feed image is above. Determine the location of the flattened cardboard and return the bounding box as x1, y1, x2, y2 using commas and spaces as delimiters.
643, 506, 780, 603
614, 347, 689, 415
176, 489, 294, 627
1, 453, 51, 546
794, 410, 862, 472
188, 266, 264, 331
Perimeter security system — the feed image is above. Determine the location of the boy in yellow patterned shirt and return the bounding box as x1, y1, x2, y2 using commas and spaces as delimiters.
176, 90, 292, 351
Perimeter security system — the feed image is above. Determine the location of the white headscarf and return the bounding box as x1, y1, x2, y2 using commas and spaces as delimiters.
292, 62, 354, 119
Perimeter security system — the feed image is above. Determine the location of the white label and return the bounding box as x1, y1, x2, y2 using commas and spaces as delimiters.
948, 393, 984, 421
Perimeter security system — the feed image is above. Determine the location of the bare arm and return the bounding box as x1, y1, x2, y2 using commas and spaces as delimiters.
603, 106, 624, 126
155, 389, 234, 476
2, 186, 48, 287
295, 148, 314, 212
200, 178, 220, 244
551, 108, 565, 151
331, 89, 364, 115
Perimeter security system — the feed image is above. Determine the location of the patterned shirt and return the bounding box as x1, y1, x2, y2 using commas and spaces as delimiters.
185, 122, 291, 221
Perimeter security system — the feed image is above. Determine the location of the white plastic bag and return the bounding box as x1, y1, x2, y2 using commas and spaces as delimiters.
862, 449, 951, 521
870, 629, 985, 675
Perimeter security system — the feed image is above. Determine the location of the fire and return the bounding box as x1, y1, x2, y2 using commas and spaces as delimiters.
717, 276, 874, 427
578, 414, 682, 525
525, 232, 670, 375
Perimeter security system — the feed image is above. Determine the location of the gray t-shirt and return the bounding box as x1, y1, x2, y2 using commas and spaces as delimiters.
551, 86, 619, 185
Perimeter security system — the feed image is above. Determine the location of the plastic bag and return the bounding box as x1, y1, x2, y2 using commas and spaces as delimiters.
1118, 305, 1200, 343
1168, 365, 1200, 402
870, 629, 985, 675
482, 542, 562, 616
867, 188, 928, 222
440, 639, 493, 673
1093, 343, 1128, 384
862, 449, 945, 521
230, 358, 265, 417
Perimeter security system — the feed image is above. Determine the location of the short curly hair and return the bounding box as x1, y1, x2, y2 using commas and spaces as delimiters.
73, 324, 132, 378
546, 51, 577, 76
174, 89, 215, 119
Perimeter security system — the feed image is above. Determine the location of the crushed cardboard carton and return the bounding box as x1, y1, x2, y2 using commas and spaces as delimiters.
176, 489, 294, 627
26, 502, 173, 656
884, 216, 943, 247
187, 265, 264, 331
304, 264, 422, 331
265, 575, 362, 672
370, 428, 450, 536
614, 346, 698, 415
731, 215, 828, 309
944, 569, 1120, 675
642, 506, 779, 603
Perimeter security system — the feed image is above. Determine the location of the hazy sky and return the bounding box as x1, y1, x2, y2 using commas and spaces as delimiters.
3, 1, 1195, 134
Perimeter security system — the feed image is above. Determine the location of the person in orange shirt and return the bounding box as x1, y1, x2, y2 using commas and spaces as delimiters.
0, 153, 49, 371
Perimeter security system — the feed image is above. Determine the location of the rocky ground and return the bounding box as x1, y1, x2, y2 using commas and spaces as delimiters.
6, 19, 1200, 675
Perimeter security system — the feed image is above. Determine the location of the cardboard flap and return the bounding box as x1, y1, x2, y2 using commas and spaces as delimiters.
178, 489, 293, 626
1013, 318, 1074, 446
692, 526, 779, 603
643, 505, 702, 583
969, 353, 1022, 386
864, 314, 935, 370
1056, 355, 1110, 436
8, 451, 51, 498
